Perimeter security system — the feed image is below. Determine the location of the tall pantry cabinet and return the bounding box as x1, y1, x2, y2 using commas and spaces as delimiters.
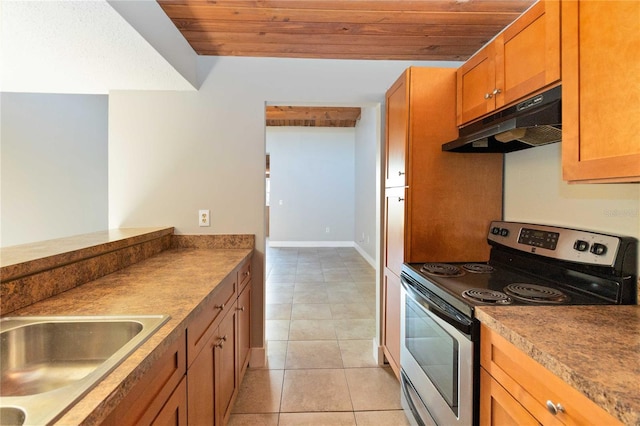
382, 67, 503, 377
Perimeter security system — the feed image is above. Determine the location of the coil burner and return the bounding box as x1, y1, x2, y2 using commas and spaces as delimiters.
420, 263, 465, 277
503, 283, 569, 304
462, 263, 495, 274
462, 289, 512, 305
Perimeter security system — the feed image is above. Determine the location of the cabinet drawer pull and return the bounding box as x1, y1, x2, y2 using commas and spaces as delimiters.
398, 171, 405, 176
214, 335, 227, 348
546, 400, 565, 415
244, 271, 251, 277
398, 197, 404, 202
214, 303, 225, 310
238, 306, 245, 312
492, 88, 502, 96
484, 93, 493, 99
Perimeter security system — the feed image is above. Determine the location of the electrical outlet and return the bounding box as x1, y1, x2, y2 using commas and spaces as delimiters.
325, 227, 330, 233
199, 209, 210, 227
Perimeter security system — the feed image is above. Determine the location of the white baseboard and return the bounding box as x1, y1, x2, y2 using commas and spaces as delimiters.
354, 243, 376, 268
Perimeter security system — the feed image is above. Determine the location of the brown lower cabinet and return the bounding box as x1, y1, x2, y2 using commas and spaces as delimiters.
188, 302, 238, 425
101, 256, 252, 426
237, 281, 252, 382
480, 324, 621, 426
382, 268, 401, 376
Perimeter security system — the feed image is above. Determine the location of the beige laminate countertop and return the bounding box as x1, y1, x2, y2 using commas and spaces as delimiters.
5, 246, 253, 425
476, 305, 640, 425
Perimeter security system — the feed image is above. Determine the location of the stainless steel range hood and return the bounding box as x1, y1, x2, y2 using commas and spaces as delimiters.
442, 85, 561, 153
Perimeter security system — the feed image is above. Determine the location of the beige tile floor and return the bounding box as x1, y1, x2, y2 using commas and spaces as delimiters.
229, 246, 410, 426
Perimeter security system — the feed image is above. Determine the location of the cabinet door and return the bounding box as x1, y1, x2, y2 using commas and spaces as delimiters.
216, 305, 238, 426
562, 0, 640, 182
385, 72, 408, 188
187, 305, 238, 426
187, 336, 215, 424
499, 0, 560, 107
384, 186, 406, 277
237, 282, 251, 382
480, 368, 540, 426
382, 269, 401, 378
457, 42, 497, 125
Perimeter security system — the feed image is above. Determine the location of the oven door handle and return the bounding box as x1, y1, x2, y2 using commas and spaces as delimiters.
401, 277, 473, 336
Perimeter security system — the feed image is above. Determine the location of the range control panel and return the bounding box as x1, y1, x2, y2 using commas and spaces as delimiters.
488, 221, 621, 266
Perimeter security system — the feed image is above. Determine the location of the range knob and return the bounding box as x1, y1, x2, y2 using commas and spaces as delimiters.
491, 227, 501, 235
573, 240, 589, 252
590, 243, 607, 256
500, 228, 509, 237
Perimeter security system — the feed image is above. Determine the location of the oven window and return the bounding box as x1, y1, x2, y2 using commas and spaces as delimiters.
405, 296, 459, 414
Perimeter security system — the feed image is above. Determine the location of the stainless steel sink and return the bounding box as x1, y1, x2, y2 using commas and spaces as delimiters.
0, 315, 170, 425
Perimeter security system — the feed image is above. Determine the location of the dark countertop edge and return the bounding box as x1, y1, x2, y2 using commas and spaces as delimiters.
1, 227, 175, 281
475, 307, 637, 425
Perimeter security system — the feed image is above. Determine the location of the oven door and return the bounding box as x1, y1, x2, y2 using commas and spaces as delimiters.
400, 275, 477, 426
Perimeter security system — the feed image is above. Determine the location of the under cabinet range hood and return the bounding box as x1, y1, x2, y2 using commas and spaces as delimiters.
443, 85, 561, 153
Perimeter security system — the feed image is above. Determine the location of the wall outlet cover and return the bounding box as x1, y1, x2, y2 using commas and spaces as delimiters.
199, 209, 210, 227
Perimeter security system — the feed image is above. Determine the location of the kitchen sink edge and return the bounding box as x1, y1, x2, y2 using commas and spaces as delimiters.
0, 315, 170, 426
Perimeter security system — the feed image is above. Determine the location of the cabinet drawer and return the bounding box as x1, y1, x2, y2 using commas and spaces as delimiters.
101, 331, 187, 426
187, 274, 237, 366
480, 324, 621, 425
238, 259, 251, 293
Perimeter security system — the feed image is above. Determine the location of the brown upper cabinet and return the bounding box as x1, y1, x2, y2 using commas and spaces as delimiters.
561, 0, 640, 183
385, 77, 409, 188
457, 0, 560, 126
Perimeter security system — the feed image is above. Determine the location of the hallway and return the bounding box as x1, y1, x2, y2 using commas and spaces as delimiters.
228, 246, 410, 425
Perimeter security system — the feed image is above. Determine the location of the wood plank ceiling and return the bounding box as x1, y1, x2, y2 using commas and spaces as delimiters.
158, 0, 536, 126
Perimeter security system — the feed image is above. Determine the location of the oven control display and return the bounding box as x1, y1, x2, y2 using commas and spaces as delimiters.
518, 228, 559, 250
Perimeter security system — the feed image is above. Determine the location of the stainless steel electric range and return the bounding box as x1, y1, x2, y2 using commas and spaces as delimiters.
399, 221, 638, 426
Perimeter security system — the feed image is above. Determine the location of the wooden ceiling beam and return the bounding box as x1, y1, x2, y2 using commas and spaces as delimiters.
266, 107, 361, 127
266, 106, 361, 122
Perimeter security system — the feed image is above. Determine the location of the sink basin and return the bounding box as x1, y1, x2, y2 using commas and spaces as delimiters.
0, 315, 169, 425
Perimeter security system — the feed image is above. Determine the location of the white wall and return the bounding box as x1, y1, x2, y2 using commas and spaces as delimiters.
1, 93, 108, 247
354, 106, 379, 261
266, 127, 355, 244
504, 143, 640, 265
108, 56, 456, 351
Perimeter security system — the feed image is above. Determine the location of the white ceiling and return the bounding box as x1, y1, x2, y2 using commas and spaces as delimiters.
0, 0, 198, 94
